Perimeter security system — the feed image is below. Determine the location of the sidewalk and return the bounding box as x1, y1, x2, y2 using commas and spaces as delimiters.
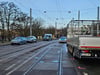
0, 42, 10, 46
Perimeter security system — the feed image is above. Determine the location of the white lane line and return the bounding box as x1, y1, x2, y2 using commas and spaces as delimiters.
63, 44, 67, 53
5, 64, 16, 71
6, 47, 47, 75
6, 55, 36, 75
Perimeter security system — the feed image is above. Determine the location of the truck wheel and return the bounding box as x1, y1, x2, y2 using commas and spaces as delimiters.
67, 45, 71, 53
72, 48, 76, 57
72, 50, 75, 57
72, 48, 79, 59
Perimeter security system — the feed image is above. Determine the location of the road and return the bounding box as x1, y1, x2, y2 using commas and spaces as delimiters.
0, 40, 100, 75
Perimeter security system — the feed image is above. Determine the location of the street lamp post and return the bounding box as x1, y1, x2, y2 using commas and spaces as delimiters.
78, 10, 80, 34
55, 22, 57, 38
55, 18, 58, 38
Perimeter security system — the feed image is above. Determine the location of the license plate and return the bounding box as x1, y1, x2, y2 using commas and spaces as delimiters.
81, 53, 91, 56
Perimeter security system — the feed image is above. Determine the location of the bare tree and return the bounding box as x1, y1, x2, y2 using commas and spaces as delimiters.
0, 1, 46, 41
46, 26, 55, 35
0, 2, 18, 41
15, 12, 30, 36
32, 18, 44, 37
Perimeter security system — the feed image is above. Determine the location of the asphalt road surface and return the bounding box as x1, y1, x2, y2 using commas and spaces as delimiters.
0, 40, 100, 75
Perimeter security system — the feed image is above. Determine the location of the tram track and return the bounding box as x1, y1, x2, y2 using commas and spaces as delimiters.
0, 42, 55, 64
0, 41, 44, 56
23, 47, 51, 75
0, 41, 54, 58
0, 42, 56, 75
5, 46, 50, 75
21, 44, 63, 75
0, 41, 80, 75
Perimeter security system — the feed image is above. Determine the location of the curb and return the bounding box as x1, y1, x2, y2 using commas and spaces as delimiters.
0, 42, 10, 46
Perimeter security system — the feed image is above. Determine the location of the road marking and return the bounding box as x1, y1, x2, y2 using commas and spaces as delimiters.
63, 44, 67, 53
5, 64, 16, 71
6, 47, 48, 75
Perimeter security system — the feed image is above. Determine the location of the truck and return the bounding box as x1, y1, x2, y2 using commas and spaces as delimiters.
67, 20, 100, 59
43, 34, 52, 41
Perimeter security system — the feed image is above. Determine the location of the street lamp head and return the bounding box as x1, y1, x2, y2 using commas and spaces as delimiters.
44, 11, 46, 13
68, 11, 71, 13
56, 18, 58, 20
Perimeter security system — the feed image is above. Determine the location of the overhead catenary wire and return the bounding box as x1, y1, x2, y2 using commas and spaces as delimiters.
6, 0, 99, 26
14, 0, 98, 17
26, 0, 56, 25
13, 0, 54, 23
56, 0, 66, 26
87, 0, 99, 7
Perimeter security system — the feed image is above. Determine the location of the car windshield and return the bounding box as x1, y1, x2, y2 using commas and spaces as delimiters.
27, 37, 32, 38
28, 36, 35, 38
14, 37, 22, 40
60, 37, 66, 39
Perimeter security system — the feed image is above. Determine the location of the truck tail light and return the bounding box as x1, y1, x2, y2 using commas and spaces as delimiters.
82, 50, 89, 53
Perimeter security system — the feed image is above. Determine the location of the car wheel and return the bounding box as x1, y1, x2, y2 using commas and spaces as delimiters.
11, 43, 14, 45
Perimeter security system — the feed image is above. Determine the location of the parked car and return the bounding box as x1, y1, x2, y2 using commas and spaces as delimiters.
27, 36, 37, 43
58, 36, 67, 43
11, 37, 27, 45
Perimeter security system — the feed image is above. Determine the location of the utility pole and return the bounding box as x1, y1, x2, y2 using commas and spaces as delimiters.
55, 22, 57, 38
97, 6, 100, 36
78, 10, 80, 20
78, 10, 80, 34
30, 8, 32, 36
72, 18, 74, 36
97, 6, 100, 20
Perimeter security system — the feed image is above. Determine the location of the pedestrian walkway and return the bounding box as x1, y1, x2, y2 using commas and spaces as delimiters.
0, 42, 10, 46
